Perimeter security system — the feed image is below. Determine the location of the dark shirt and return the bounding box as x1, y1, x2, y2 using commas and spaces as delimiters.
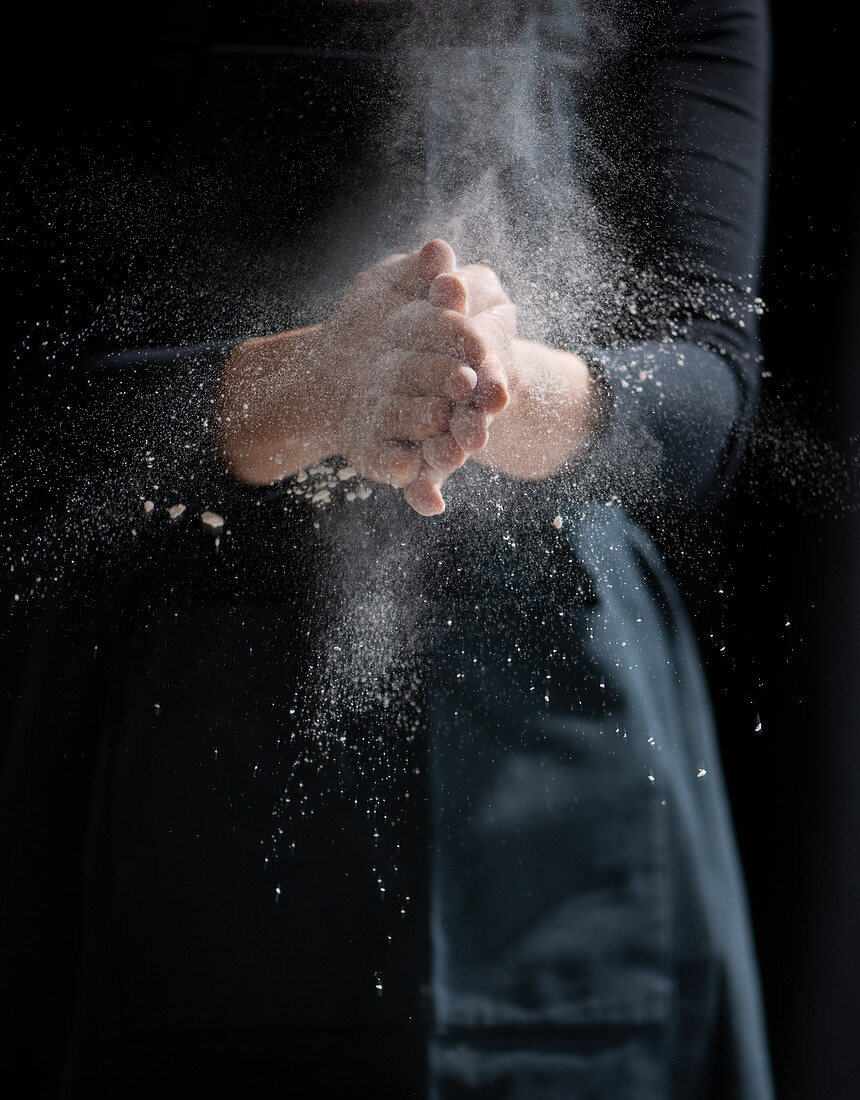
57, 0, 769, 527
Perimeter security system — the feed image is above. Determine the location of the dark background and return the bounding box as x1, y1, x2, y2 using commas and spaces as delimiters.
2, 3, 858, 1097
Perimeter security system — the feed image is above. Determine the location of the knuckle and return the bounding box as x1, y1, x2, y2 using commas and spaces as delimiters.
428, 397, 450, 427
456, 314, 479, 344
379, 348, 402, 374
482, 305, 515, 337
411, 299, 432, 320
465, 262, 505, 293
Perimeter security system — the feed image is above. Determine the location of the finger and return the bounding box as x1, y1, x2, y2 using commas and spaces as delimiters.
388, 301, 487, 365
449, 405, 491, 452
403, 470, 446, 516
422, 431, 468, 474
379, 239, 457, 297
471, 301, 518, 350
361, 443, 422, 488
386, 350, 477, 401
375, 394, 452, 441
428, 273, 468, 313
448, 264, 510, 317
419, 239, 457, 279
472, 351, 510, 414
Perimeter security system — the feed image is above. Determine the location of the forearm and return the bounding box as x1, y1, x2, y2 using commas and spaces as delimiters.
218, 326, 337, 485
473, 338, 600, 481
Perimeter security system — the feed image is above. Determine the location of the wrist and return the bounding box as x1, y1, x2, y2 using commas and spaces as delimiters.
472, 339, 599, 480
218, 324, 339, 484
570, 348, 615, 449
301, 318, 350, 458
276, 323, 342, 456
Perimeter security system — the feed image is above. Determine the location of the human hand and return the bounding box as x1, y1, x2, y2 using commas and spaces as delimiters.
317, 240, 511, 497
401, 262, 516, 515
219, 239, 518, 496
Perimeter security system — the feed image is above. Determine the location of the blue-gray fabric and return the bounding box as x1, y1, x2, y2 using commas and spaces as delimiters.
426, 502, 772, 1098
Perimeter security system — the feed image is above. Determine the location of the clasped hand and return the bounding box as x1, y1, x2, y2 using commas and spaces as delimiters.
219, 238, 595, 511
320, 238, 514, 515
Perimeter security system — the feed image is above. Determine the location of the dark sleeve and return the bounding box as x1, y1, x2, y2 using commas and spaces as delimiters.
573, 0, 770, 510
50, 342, 275, 524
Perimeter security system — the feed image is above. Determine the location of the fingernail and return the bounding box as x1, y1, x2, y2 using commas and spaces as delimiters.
451, 366, 478, 399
